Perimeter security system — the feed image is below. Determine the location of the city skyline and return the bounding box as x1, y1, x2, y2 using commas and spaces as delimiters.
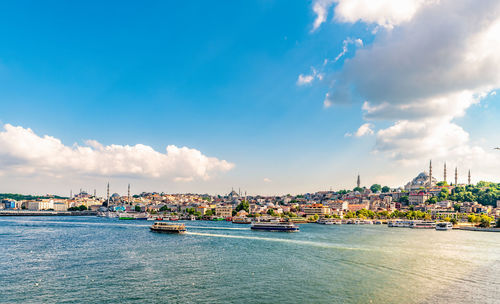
1, 0, 500, 195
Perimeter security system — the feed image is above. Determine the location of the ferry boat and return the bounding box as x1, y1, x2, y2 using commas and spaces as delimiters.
411, 221, 436, 229
251, 221, 299, 232
150, 222, 187, 234
232, 217, 252, 224
436, 222, 453, 231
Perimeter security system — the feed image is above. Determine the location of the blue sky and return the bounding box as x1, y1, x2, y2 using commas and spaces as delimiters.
0, 0, 499, 196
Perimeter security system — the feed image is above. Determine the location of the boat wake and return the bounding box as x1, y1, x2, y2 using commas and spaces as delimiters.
185, 226, 249, 231
186, 231, 365, 251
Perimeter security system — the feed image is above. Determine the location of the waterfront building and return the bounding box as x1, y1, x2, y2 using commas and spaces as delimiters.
27, 200, 54, 211
303, 204, 331, 217
215, 205, 233, 218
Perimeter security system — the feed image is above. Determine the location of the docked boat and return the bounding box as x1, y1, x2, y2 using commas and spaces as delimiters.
388, 220, 413, 228
411, 221, 436, 229
232, 217, 252, 224
317, 218, 339, 225
436, 222, 453, 231
251, 221, 299, 232
150, 222, 187, 234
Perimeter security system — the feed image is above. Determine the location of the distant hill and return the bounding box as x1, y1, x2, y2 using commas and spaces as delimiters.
0, 193, 68, 201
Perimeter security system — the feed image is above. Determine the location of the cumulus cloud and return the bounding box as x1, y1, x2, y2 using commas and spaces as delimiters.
333, 0, 435, 29
316, 0, 500, 167
0, 124, 234, 181
345, 123, 374, 137
263, 177, 272, 183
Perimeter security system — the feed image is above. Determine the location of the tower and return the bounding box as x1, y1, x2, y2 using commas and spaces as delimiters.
128, 184, 131, 204
70, 190, 72, 199
94, 189, 96, 198
444, 162, 447, 183
468, 170, 471, 185
356, 174, 361, 189
429, 160, 432, 187
455, 167, 458, 186
106, 182, 110, 205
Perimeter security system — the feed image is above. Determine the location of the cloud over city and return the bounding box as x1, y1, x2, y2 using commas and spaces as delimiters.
312, 0, 500, 169
0, 124, 234, 181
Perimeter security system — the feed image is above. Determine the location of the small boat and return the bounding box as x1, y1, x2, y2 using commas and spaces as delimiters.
251, 220, 299, 232
388, 220, 413, 228
317, 218, 336, 225
150, 222, 187, 234
232, 217, 252, 224
436, 222, 453, 231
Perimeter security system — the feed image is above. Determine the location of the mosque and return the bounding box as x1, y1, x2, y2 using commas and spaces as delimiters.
404, 160, 471, 191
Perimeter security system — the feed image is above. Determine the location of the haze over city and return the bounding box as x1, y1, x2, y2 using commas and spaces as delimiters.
1, 0, 500, 196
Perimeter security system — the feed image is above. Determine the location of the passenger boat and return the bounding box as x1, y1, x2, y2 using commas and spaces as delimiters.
251, 221, 299, 232
150, 222, 187, 234
411, 221, 436, 229
436, 222, 453, 231
232, 217, 252, 224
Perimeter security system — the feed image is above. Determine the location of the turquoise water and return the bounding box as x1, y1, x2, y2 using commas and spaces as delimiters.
1, 217, 498, 303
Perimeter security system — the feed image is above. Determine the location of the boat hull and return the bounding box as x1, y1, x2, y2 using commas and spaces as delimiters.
251, 226, 299, 232
150, 227, 186, 234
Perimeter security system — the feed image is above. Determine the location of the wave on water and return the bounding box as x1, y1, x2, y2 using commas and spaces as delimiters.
186, 231, 365, 251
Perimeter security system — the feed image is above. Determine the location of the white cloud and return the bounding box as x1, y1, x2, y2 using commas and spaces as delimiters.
0, 124, 234, 181
334, 37, 364, 62
345, 123, 374, 137
318, 0, 500, 168
263, 177, 272, 183
297, 67, 323, 86
333, 0, 435, 29
323, 93, 332, 108
312, 0, 335, 31
491, 91, 497, 96
297, 74, 315, 85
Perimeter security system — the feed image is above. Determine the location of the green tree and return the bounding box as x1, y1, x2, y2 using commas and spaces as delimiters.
399, 196, 409, 204
381, 186, 390, 193
353, 187, 364, 193
236, 201, 249, 213
205, 209, 213, 216
370, 184, 382, 193
436, 181, 449, 187
135, 205, 141, 212
78, 205, 87, 211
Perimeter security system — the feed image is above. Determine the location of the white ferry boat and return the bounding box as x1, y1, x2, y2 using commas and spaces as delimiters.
435, 222, 453, 231
251, 221, 299, 232
150, 222, 187, 234
411, 221, 436, 229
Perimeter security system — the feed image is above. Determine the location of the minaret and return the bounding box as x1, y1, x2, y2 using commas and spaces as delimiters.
444, 162, 447, 183
468, 170, 471, 185
357, 174, 360, 188
455, 167, 458, 186
128, 184, 131, 204
106, 182, 110, 205
94, 189, 96, 198
70, 190, 72, 199
429, 160, 432, 187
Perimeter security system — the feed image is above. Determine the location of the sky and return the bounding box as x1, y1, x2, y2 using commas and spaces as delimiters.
0, 0, 500, 196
